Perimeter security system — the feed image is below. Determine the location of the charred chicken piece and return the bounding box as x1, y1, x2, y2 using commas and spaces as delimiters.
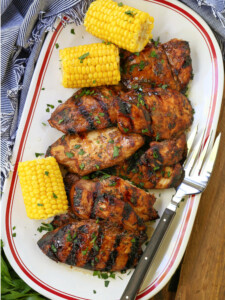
114, 135, 186, 189
48, 85, 151, 136
116, 161, 184, 189
48, 127, 144, 175
141, 133, 187, 168
162, 39, 193, 92
120, 39, 193, 92
142, 87, 193, 140
69, 179, 146, 232
93, 176, 158, 221
38, 220, 147, 271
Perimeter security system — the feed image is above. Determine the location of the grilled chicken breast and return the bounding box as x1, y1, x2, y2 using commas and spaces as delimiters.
93, 176, 158, 221
121, 39, 193, 92
142, 87, 193, 140
38, 220, 147, 271
49, 85, 151, 136
48, 127, 144, 175
70, 179, 146, 231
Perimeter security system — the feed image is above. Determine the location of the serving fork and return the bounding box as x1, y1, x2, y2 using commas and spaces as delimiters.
121, 127, 221, 300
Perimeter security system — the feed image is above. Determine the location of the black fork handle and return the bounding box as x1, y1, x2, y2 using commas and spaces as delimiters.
120, 208, 176, 300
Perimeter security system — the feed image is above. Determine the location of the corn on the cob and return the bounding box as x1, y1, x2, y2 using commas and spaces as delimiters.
18, 157, 68, 220
84, 0, 154, 53
60, 43, 120, 88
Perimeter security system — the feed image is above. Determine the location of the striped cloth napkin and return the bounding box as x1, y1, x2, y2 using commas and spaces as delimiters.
1, 0, 225, 192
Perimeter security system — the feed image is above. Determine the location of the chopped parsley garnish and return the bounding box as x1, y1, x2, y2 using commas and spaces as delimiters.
82, 176, 89, 180
55, 43, 59, 49
37, 203, 44, 206
123, 128, 129, 133
125, 10, 135, 17
162, 84, 168, 89
44, 171, 49, 176
99, 112, 105, 117
66, 231, 72, 242
153, 150, 158, 158
58, 119, 64, 124
104, 280, 110, 287
134, 52, 140, 56
35, 153, 44, 157
167, 171, 171, 177
78, 149, 85, 155
93, 290, 96, 294
156, 133, 160, 141
151, 37, 160, 47
161, 59, 164, 64
102, 41, 112, 45
137, 94, 145, 106
93, 80, 96, 84
51, 244, 57, 253
95, 116, 101, 124
58, 100, 62, 103
93, 244, 99, 251
78, 52, 89, 63
65, 152, 74, 158
79, 163, 85, 170
41, 88, 45, 90
130, 64, 138, 72
113, 146, 120, 158
70, 28, 75, 34
82, 248, 88, 255
152, 106, 156, 111
46, 108, 50, 112
53, 192, 58, 199
12, 226, 16, 230
47, 104, 54, 109
153, 166, 160, 171
42, 122, 47, 126
37, 222, 54, 233
142, 128, 149, 134
118, 2, 123, 6
95, 164, 100, 170
12, 233, 16, 237
109, 139, 114, 144
131, 238, 136, 243
74, 144, 81, 149
150, 50, 158, 58
109, 181, 116, 187
139, 61, 145, 70
139, 182, 144, 188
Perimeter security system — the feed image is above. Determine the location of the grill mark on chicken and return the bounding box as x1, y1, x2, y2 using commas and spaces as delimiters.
77, 102, 96, 131
96, 98, 113, 126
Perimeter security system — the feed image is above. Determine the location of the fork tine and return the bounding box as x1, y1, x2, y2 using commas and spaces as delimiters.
190, 131, 213, 176
184, 129, 205, 175
200, 133, 221, 175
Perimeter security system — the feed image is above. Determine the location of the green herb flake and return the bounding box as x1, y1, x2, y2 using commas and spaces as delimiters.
93, 244, 99, 251
93, 290, 97, 294
167, 171, 171, 178
134, 52, 140, 56
109, 181, 116, 187
46, 107, 50, 112
37, 203, 44, 206
113, 146, 120, 158
123, 128, 129, 133
70, 28, 75, 35
153, 166, 160, 171
95, 164, 100, 170
37, 222, 54, 233
109, 139, 114, 144
35, 153, 44, 158
12, 226, 16, 230
161, 59, 164, 64
95, 116, 101, 124
51, 244, 57, 253
96, 219, 100, 224
110, 272, 116, 279
139, 182, 144, 188
125, 10, 135, 17
55, 43, 59, 49
66, 152, 74, 158
156, 133, 160, 141
130, 64, 138, 72
41, 87, 45, 90
78, 52, 89, 63
139, 61, 145, 70
47, 104, 55, 109
142, 128, 149, 134
118, 2, 123, 6
99, 112, 105, 117
93, 80, 96, 84
162, 84, 168, 89
12, 233, 16, 237
58, 100, 62, 103
79, 163, 85, 170
82, 248, 88, 255
104, 280, 110, 287
53, 192, 58, 199
93, 270, 101, 278
82, 176, 90, 180
150, 50, 158, 58
42, 122, 47, 126
58, 119, 64, 124
78, 149, 85, 155
153, 150, 158, 159
66, 231, 72, 242
131, 238, 136, 243
74, 144, 81, 149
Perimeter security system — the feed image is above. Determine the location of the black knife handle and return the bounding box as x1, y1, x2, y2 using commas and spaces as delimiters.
120, 208, 176, 300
